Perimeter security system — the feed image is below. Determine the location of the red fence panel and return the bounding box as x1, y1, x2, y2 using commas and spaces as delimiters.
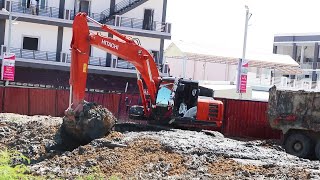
85, 92, 104, 105
0, 87, 4, 112
56, 90, 69, 117
221, 98, 281, 139
29, 89, 56, 116
102, 93, 121, 117
3, 87, 29, 115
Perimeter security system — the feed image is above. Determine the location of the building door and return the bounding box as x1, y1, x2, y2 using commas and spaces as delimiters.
79, 1, 90, 14
143, 9, 154, 30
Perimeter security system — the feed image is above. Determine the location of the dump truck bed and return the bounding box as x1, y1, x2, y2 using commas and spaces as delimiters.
268, 86, 320, 133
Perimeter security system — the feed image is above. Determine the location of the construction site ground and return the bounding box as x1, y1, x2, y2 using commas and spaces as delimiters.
1, 113, 320, 179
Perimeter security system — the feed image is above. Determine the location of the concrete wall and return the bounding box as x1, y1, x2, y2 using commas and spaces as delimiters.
166, 57, 229, 81
5, 21, 58, 51
64, 0, 75, 10
61, 28, 160, 60
61, 27, 72, 53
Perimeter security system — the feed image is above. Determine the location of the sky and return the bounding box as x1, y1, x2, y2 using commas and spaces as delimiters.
165, 0, 320, 54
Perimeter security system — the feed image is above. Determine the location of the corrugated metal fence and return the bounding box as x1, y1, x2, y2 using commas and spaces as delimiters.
219, 98, 281, 139
0, 86, 281, 139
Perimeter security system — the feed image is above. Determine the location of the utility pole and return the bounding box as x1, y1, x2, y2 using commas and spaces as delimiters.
2, 0, 12, 86
237, 5, 251, 99
7, 0, 12, 55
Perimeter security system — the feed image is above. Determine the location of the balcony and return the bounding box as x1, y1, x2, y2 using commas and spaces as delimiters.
60, 52, 107, 67
6, 0, 59, 18
11, 47, 57, 62
67, 12, 171, 33
1, 1, 171, 35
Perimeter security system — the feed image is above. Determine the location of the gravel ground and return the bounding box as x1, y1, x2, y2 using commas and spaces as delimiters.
0, 113, 319, 179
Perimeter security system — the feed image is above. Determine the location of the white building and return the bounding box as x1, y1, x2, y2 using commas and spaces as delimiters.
0, 0, 171, 91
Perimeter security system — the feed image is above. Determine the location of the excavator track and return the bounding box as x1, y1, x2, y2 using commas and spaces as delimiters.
61, 101, 117, 144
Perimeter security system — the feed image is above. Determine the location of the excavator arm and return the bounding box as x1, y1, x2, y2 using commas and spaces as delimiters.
68, 13, 160, 118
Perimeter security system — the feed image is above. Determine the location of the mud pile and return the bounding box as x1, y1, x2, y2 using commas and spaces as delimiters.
62, 102, 117, 145
0, 113, 320, 179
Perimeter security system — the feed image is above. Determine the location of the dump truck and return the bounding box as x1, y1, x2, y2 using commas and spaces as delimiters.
268, 86, 320, 160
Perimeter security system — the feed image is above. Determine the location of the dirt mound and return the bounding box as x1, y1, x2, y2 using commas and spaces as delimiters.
0, 113, 320, 179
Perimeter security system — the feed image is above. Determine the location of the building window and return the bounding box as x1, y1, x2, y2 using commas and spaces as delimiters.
143, 9, 154, 30
23, 36, 39, 50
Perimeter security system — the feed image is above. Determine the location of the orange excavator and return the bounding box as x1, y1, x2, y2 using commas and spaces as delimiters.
62, 13, 224, 142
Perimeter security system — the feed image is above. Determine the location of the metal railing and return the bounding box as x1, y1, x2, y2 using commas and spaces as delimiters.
60, 52, 106, 67
68, 10, 115, 25
300, 62, 320, 69
117, 16, 171, 33
5, 48, 162, 71
9, 1, 59, 18
116, 59, 135, 69
100, 0, 141, 20
11, 47, 56, 61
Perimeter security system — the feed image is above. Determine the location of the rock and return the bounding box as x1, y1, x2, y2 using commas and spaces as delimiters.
78, 146, 85, 155
85, 159, 97, 167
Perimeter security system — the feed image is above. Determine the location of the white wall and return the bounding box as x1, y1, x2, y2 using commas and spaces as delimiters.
62, 29, 160, 59
62, 27, 72, 53
65, 0, 75, 10
121, 0, 163, 22
47, 0, 60, 8
167, 57, 230, 81
166, 57, 272, 86
5, 21, 58, 52
91, 0, 111, 13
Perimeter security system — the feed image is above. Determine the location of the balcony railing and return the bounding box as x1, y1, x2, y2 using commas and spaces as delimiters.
10, 47, 56, 62
3, 1, 171, 34
60, 52, 107, 67
67, 13, 171, 33
8, 1, 59, 18
2, 47, 166, 73
300, 62, 320, 69
116, 16, 171, 33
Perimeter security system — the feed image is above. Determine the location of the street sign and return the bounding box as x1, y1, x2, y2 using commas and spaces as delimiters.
236, 58, 249, 93
1, 53, 16, 81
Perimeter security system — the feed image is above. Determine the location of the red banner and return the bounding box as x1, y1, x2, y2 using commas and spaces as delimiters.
236, 58, 249, 93
1, 53, 15, 81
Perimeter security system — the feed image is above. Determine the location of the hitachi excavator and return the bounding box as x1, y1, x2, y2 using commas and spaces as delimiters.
62, 12, 224, 142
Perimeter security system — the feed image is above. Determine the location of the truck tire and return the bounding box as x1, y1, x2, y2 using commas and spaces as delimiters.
284, 133, 313, 159
314, 141, 320, 160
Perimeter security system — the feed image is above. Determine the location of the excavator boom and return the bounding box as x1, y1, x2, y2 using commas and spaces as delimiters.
63, 12, 161, 142
69, 13, 160, 115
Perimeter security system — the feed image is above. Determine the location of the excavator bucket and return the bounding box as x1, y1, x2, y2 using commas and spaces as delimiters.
62, 101, 117, 144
